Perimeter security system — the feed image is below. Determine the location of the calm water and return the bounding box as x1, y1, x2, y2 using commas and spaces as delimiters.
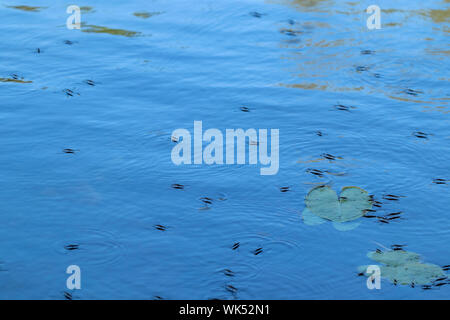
0, 0, 449, 299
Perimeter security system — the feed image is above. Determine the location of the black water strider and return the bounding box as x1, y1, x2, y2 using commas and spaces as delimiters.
433, 178, 447, 184
200, 197, 213, 205
404, 88, 423, 96
171, 184, 184, 190
223, 269, 234, 277
63, 291, 73, 300
253, 248, 263, 255
249, 11, 265, 18
386, 212, 402, 216
356, 66, 369, 72
413, 131, 429, 139
306, 168, 324, 177
64, 244, 79, 251
322, 153, 339, 161
383, 194, 403, 201
226, 285, 238, 294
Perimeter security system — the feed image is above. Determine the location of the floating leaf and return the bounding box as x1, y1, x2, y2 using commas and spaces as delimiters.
367, 250, 421, 267
359, 250, 446, 286
305, 185, 372, 223
381, 263, 445, 285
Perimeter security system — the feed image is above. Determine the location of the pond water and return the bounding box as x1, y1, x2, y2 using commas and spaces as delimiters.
0, 0, 449, 299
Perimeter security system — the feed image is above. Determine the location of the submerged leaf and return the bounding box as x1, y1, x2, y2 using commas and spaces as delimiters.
302, 208, 327, 225
332, 221, 360, 231
305, 185, 372, 222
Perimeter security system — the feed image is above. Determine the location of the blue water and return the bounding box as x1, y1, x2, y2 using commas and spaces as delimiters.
0, 0, 449, 299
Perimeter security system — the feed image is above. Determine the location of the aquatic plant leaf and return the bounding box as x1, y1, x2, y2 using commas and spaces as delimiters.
332, 221, 360, 231
359, 250, 446, 286
381, 263, 445, 285
302, 208, 327, 225
305, 185, 372, 222
367, 250, 421, 267
82, 25, 141, 37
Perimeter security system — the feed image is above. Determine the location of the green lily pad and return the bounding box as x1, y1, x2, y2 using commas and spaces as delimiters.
381, 263, 445, 285
359, 250, 446, 286
305, 185, 372, 223
368, 250, 421, 267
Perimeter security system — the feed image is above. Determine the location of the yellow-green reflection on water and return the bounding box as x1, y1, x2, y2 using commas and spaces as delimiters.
80, 6, 95, 13
6, 5, 46, 12
0, 77, 32, 83
133, 11, 163, 19
81, 24, 141, 37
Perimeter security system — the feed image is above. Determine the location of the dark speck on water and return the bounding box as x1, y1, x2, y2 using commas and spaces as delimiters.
232, 242, 240, 250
